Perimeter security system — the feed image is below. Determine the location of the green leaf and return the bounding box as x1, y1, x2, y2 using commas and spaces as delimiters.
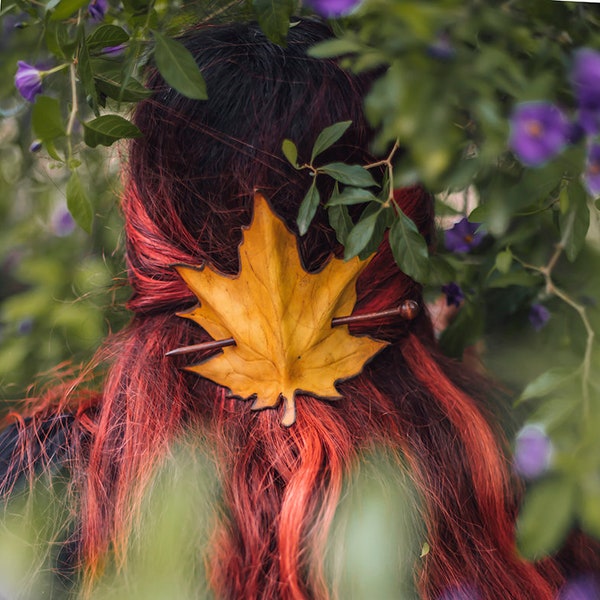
86, 25, 129, 51
344, 210, 381, 259
319, 163, 378, 187
94, 74, 152, 102
77, 26, 98, 116
297, 181, 320, 236
83, 115, 142, 147
50, 0, 89, 20
487, 270, 540, 288
328, 204, 353, 246
153, 32, 207, 100
495, 250, 513, 274
326, 187, 379, 207
282, 139, 298, 168
252, 0, 294, 46
311, 120, 352, 162
32, 96, 65, 140
308, 37, 363, 58
579, 484, 600, 540
389, 211, 429, 282
66, 171, 93, 233
519, 367, 576, 403
439, 302, 484, 359
424, 255, 456, 286
559, 182, 590, 262
517, 477, 575, 559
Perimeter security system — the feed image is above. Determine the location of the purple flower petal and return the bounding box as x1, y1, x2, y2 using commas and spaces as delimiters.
88, 0, 108, 21
529, 303, 550, 331
584, 144, 600, 197
101, 44, 126, 57
14, 61, 43, 103
559, 575, 600, 600
444, 218, 484, 253
29, 140, 43, 153
439, 584, 481, 600
509, 102, 568, 166
305, 0, 362, 17
441, 282, 465, 308
52, 206, 76, 237
572, 49, 600, 134
513, 425, 552, 479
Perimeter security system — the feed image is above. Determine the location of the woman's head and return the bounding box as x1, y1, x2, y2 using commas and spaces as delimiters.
123, 19, 432, 334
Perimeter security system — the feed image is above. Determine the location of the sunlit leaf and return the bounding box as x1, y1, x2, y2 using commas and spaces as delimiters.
50, 0, 88, 20
175, 194, 386, 426
282, 139, 298, 168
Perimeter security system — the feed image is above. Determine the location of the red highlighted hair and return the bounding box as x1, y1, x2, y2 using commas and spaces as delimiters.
3, 18, 595, 599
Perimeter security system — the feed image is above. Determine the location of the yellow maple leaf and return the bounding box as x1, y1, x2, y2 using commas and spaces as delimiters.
175, 193, 387, 426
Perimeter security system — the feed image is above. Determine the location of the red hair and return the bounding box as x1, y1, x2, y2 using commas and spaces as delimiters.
2, 19, 597, 599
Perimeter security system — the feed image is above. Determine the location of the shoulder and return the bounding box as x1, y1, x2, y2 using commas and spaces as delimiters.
0, 412, 92, 497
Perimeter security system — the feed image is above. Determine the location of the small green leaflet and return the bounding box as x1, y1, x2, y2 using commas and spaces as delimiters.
50, 0, 89, 20
311, 121, 352, 162
297, 181, 320, 236
32, 96, 65, 140
517, 477, 575, 559
389, 210, 429, 282
518, 367, 576, 403
344, 210, 380, 259
83, 115, 142, 147
86, 25, 129, 51
559, 182, 590, 262
282, 139, 298, 168
319, 163, 378, 188
154, 32, 207, 100
328, 204, 353, 246
66, 171, 93, 233
325, 186, 379, 207
252, 0, 294, 46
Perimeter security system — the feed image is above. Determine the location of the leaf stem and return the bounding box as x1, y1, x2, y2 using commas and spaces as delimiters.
517, 212, 595, 418
66, 62, 78, 161
364, 140, 399, 206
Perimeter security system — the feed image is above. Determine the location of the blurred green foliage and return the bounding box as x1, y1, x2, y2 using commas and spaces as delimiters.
0, 0, 600, 588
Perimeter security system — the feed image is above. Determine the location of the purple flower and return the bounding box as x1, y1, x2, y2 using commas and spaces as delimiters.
51, 206, 76, 237
584, 144, 600, 197
17, 318, 33, 335
514, 425, 552, 479
559, 575, 600, 600
444, 218, 484, 253
88, 0, 108, 21
441, 282, 465, 308
572, 49, 600, 134
305, 0, 361, 17
101, 44, 126, 57
529, 303, 550, 331
14, 61, 43, 103
509, 102, 568, 166
29, 140, 42, 153
427, 33, 455, 61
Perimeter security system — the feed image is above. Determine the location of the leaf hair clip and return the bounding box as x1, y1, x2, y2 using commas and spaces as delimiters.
167, 193, 419, 426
